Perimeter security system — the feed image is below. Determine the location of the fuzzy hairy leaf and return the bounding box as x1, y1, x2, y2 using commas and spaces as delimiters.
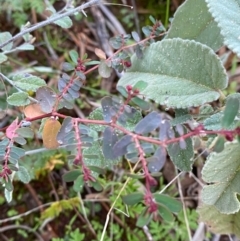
54, 16, 72, 28
198, 204, 240, 238
12, 73, 46, 91
7, 92, 30, 106
202, 142, 240, 214
206, 0, 240, 57
0, 53, 7, 64
204, 112, 238, 131
222, 97, 239, 128
166, 0, 223, 51
16, 43, 34, 51
0, 32, 13, 51
117, 39, 227, 108
83, 141, 120, 169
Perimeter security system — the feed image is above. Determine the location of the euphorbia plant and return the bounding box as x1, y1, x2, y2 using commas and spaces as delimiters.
1, 0, 240, 239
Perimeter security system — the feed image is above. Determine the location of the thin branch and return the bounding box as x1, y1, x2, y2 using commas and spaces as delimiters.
0, 0, 100, 50
176, 168, 192, 241
159, 171, 183, 194
0, 224, 44, 241
0, 202, 53, 224
77, 192, 97, 238
100, 158, 142, 241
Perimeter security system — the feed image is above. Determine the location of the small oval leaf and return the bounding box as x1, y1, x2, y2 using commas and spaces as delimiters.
42, 118, 61, 149
62, 170, 82, 182
122, 192, 144, 205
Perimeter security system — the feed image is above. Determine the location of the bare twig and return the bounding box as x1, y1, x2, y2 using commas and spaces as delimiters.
0, 203, 52, 224
176, 168, 192, 241
0, 224, 44, 241
77, 192, 97, 238
0, 0, 100, 50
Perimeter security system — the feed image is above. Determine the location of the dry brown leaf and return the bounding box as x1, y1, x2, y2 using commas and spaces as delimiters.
23, 103, 46, 118
42, 118, 61, 149
95, 48, 106, 60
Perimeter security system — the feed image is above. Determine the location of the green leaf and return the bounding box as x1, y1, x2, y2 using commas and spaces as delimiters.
87, 165, 106, 175
4, 176, 13, 192
117, 39, 227, 108
4, 188, 13, 203
222, 97, 239, 128
16, 127, 34, 138
91, 180, 103, 192
83, 141, 120, 170
158, 204, 175, 223
98, 61, 112, 78
167, 128, 194, 171
17, 166, 30, 183
69, 50, 78, 64
13, 73, 46, 91
166, 0, 223, 51
171, 109, 192, 126
136, 207, 152, 227
206, 0, 240, 57
0, 53, 7, 64
0, 32, 13, 51
198, 204, 240, 238
153, 194, 182, 213
133, 80, 148, 91
36, 87, 56, 113
202, 142, 240, 214
213, 136, 225, 153
54, 16, 72, 28
10, 146, 25, 158
7, 92, 30, 106
204, 112, 239, 130
131, 97, 151, 111
62, 170, 82, 182
62, 62, 75, 71
16, 43, 34, 51
14, 136, 27, 145
122, 192, 144, 205
73, 175, 84, 192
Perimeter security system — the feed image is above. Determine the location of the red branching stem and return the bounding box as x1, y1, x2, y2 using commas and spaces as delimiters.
53, 72, 78, 111
24, 112, 240, 149
111, 88, 136, 124
84, 32, 165, 76
133, 136, 157, 186
73, 119, 94, 182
